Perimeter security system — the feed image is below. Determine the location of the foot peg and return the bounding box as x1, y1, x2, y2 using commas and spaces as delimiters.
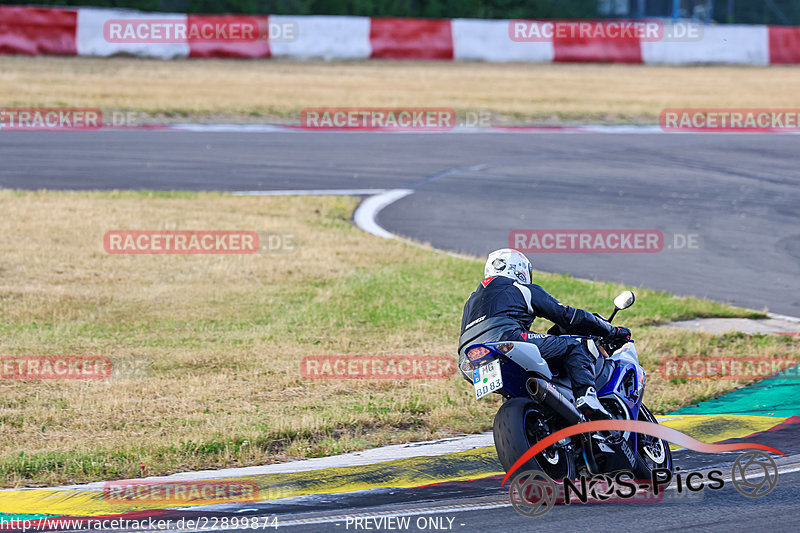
592, 434, 615, 454
576, 387, 612, 420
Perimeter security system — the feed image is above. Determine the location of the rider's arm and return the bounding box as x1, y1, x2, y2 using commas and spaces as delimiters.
528, 284, 613, 337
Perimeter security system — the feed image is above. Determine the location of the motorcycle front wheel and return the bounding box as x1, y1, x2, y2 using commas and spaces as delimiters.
493, 397, 575, 480
636, 404, 674, 480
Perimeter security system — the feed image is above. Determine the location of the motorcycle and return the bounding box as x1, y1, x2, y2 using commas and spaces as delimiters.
461, 291, 672, 482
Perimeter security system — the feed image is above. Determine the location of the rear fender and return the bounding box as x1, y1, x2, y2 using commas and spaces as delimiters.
485, 341, 552, 379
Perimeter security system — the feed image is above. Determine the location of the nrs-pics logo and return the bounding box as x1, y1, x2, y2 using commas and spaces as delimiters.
510, 451, 779, 517
504, 420, 783, 517
509, 469, 674, 517
731, 451, 779, 498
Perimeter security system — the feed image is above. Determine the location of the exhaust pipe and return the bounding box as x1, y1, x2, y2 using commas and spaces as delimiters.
526, 377, 584, 425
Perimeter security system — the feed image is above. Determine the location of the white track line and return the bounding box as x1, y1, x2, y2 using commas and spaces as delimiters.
353, 189, 414, 239
235, 187, 418, 241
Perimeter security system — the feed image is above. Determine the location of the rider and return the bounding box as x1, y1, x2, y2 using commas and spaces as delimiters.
458, 248, 631, 419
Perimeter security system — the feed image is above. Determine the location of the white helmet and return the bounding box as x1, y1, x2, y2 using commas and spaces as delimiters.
484, 248, 533, 284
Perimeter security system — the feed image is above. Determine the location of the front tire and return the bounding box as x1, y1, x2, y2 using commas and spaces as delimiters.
637, 404, 673, 480
493, 398, 575, 480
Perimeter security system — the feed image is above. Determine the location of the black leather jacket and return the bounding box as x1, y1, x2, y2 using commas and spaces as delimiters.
458, 276, 612, 361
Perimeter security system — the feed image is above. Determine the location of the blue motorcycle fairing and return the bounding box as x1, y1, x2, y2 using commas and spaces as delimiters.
598, 350, 647, 455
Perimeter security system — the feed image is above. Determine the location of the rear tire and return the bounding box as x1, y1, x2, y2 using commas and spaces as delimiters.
493, 398, 575, 480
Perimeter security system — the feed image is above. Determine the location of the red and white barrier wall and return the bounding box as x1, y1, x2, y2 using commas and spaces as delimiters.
0, 5, 76, 55
1, 5, 798, 64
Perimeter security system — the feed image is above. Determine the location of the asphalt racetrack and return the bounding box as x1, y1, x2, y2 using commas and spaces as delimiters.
2, 130, 799, 532
2, 130, 798, 316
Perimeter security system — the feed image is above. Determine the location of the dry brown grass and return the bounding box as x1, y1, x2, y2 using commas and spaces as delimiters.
0, 190, 494, 487
0, 190, 795, 487
1, 57, 799, 124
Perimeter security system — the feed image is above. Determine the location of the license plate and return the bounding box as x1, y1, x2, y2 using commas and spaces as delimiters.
473, 359, 503, 400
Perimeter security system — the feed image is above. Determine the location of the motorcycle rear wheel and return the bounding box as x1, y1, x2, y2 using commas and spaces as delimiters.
493, 397, 575, 480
